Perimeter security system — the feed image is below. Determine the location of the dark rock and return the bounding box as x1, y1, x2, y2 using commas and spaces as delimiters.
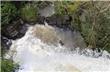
92, 48, 101, 53
45, 15, 72, 29
1, 14, 72, 40
1, 19, 28, 40
91, 48, 95, 51
1, 36, 12, 50
37, 16, 45, 24
14, 24, 28, 39
59, 40, 64, 46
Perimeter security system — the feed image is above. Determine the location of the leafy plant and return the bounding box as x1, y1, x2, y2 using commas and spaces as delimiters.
1, 2, 18, 26
1, 59, 19, 72
72, 1, 110, 51
54, 1, 81, 15
20, 3, 38, 23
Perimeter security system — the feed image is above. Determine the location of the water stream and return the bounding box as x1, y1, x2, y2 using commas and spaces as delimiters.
6, 24, 110, 72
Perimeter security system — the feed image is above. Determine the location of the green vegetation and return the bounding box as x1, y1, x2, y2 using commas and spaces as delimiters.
1, 45, 19, 72
54, 1, 110, 52
54, 1, 81, 15
1, 59, 19, 72
1, 2, 19, 72
1, 46, 19, 72
20, 3, 38, 23
1, 2, 18, 27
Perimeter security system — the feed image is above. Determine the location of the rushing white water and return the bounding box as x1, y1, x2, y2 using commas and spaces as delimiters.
7, 24, 110, 72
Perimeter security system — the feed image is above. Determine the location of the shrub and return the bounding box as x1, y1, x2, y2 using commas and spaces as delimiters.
71, 2, 110, 51
1, 59, 19, 72
20, 3, 38, 23
1, 2, 18, 27
54, 1, 81, 15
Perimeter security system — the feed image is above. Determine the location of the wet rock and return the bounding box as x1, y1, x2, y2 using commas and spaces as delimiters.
59, 40, 64, 46
46, 15, 72, 29
81, 48, 104, 58
38, 3, 55, 17
1, 19, 28, 40
1, 36, 12, 53
37, 16, 46, 24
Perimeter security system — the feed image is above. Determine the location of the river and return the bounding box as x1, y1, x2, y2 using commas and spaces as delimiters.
5, 24, 110, 72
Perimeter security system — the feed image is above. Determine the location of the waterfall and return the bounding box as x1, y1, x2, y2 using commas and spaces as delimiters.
6, 24, 110, 72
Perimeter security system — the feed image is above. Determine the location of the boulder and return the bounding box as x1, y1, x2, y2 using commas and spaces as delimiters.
1, 19, 28, 40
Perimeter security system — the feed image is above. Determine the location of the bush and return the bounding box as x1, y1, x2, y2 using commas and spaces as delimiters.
71, 2, 110, 51
1, 2, 18, 27
54, 1, 81, 15
20, 3, 38, 23
1, 59, 19, 72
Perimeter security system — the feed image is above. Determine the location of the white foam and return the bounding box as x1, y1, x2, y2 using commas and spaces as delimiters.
8, 25, 110, 72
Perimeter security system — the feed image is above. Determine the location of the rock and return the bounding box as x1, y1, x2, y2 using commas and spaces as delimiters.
37, 16, 46, 24
38, 4, 55, 17
1, 36, 12, 52
1, 19, 28, 40
59, 40, 64, 46
31, 15, 72, 30
46, 15, 72, 29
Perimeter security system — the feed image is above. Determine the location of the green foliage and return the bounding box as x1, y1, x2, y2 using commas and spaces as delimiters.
54, 1, 67, 15
54, 1, 110, 52
54, 1, 81, 15
71, 2, 110, 51
20, 3, 38, 22
96, 13, 110, 52
87, 29, 97, 48
1, 59, 19, 72
1, 46, 19, 72
1, 2, 18, 26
